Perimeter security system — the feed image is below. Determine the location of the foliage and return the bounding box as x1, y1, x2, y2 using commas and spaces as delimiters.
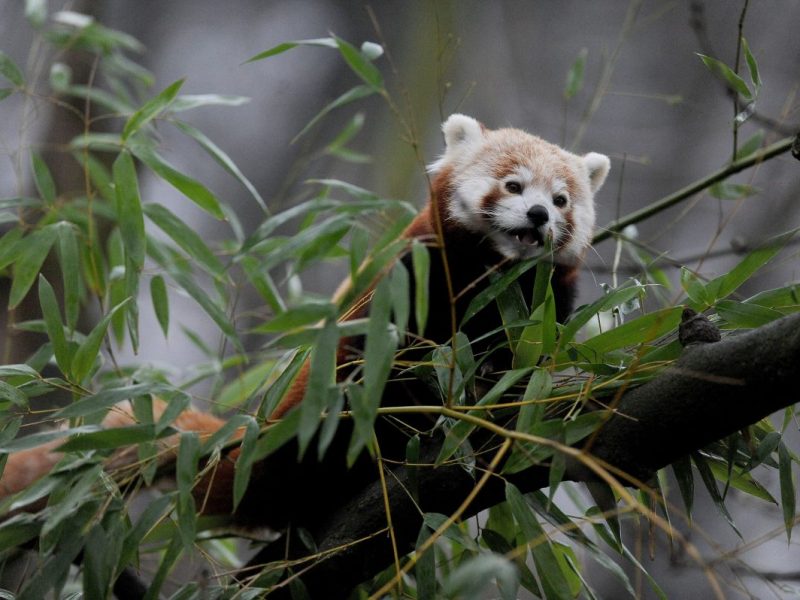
0, 5, 797, 600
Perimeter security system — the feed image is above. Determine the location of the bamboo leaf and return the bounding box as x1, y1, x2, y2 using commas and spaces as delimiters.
352, 277, 398, 457
298, 319, 339, 456
9, 225, 59, 308
70, 298, 130, 382
564, 48, 587, 100
173, 119, 267, 212
233, 417, 260, 510
412, 240, 430, 336
778, 442, 796, 542
697, 53, 752, 100
144, 203, 225, 278
244, 37, 338, 64
150, 274, 169, 337
741, 37, 761, 90
437, 369, 531, 465
292, 85, 374, 144
507, 483, 574, 599
692, 452, 742, 538
132, 144, 224, 219
715, 299, 783, 328
706, 228, 798, 302
38, 275, 71, 375
122, 78, 184, 140
334, 36, 383, 91
176, 433, 199, 548
0, 51, 24, 86
31, 152, 56, 205
113, 151, 146, 268
0, 380, 27, 407
57, 222, 81, 329
443, 553, 519, 600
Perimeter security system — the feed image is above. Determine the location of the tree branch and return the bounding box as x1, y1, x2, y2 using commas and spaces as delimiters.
278, 311, 800, 598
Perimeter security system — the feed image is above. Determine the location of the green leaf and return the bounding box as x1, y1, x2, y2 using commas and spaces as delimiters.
680, 267, 711, 307
70, 298, 130, 382
57, 424, 159, 451
233, 417, 260, 510
55, 383, 166, 419
334, 35, 384, 91
741, 37, 761, 90
462, 259, 538, 326
255, 302, 336, 334
148, 238, 241, 350
575, 307, 682, 358
560, 281, 645, 345
176, 432, 199, 547
0, 88, 13, 101
437, 368, 531, 465
0, 514, 42, 552
735, 130, 765, 160
697, 53, 752, 100
692, 452, 741, 538
150, 274, 169, 337
443, 553, 519, 600
778, 442, 796, 542
515, 368, 552, 434
132, 144, 224, 219
244, 37, 338, 64
672, 456, 694, 519
412, 240, 430, 336
9, 225, 59, 308
507, 483, 574, 600
390, 261, 409, 338
122, 78, 184, 140
353, 277, 398, 455
415, 525, 436, 600
564, 47, 588, 100
252, 407, 302, 461
172, 119, 267, 213
298, 319, 339, 456
291, 84, 374, 144
113, 151, 146, 268
31, 152, 56, 205
238, 260, 283, 315
38, 275, 71, 375
715, 299, 783, 328
0, 51, 24, 86
708, 181, 757, 200
0, 380, 27, 407
57, 223, 81, 329
705, 228, 798, 302
144, 203, 225, 278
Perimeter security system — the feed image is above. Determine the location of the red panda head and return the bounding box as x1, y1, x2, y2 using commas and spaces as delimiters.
428, 114, 610, 264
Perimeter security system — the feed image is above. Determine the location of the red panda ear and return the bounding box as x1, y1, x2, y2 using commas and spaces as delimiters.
583, 152, 611, 193
442, 114, 485, 152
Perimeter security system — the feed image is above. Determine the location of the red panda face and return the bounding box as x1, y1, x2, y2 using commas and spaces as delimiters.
429, 114, 610, 264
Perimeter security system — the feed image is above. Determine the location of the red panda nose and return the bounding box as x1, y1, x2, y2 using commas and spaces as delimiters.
526, 205, 549, 227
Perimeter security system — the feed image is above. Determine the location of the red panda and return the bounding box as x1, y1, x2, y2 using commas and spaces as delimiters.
0, 114, 610, 533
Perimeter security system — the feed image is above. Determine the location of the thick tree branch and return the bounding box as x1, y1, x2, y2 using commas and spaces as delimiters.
281, 311, 800, 598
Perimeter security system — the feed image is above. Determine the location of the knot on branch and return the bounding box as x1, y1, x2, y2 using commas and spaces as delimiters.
678, 307, 722, 346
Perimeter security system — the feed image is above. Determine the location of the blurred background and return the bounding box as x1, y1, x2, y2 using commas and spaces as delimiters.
1, 0, 798, 597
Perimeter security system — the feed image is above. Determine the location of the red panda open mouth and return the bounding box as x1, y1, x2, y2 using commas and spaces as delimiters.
506, 227, 545, 247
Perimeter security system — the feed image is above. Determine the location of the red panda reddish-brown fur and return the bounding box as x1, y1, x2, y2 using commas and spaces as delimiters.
0, 115, 610, 528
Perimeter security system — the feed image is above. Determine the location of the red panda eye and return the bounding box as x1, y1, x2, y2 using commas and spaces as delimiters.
553, 194, 568, 208
505, 181, 523, 194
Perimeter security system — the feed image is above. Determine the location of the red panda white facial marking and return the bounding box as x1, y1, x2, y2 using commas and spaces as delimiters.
428, 114, 610, 264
